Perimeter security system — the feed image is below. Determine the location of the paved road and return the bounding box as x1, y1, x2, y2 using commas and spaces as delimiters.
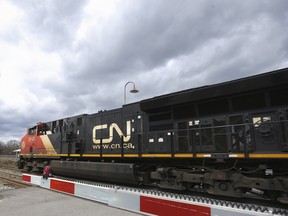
0, 186, 142, 216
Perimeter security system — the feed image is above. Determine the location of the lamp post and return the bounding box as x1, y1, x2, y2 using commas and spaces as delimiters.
124, 81, 139, 104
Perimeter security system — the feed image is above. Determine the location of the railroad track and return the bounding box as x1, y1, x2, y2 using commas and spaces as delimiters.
0, 166, 30, 189
0, 176, 29, 188
0, 164, 21, 171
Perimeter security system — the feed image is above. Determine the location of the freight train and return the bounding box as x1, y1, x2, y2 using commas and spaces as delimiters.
18, 67, 288, 203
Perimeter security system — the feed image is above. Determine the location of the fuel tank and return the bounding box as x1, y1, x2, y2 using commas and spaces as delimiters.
50, 160, 138, 184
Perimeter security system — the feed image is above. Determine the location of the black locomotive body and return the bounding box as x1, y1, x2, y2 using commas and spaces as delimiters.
19, 67, 288, 202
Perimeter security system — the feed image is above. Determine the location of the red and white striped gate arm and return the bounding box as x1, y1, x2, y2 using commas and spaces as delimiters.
22, 174, 285, 216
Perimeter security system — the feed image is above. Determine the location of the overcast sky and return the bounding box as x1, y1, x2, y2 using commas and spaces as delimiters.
0, 0, 288, 142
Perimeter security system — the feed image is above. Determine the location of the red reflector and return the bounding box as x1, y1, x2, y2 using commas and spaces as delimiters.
140, 196, 211, 216
50, 179, 75, 194
22, 175, 31, 182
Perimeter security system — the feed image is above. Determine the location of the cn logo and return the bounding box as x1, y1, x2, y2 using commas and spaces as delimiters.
92, 121, 131, 144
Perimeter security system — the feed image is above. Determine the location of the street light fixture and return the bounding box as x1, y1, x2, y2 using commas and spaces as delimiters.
124, 81, 139, 104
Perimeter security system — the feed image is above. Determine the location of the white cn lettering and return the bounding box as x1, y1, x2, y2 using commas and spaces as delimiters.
92, 121, 131, 144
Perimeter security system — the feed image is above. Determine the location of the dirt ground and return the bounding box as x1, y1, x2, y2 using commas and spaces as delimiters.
0, 158, 17, 166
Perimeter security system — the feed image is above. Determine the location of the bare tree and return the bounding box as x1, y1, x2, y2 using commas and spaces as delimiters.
0, 140, 20, 155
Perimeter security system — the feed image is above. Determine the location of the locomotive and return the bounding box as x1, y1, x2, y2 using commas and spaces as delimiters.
18, 67, 288, 203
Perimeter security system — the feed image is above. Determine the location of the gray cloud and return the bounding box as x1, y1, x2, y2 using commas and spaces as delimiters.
0, 0, 288, 142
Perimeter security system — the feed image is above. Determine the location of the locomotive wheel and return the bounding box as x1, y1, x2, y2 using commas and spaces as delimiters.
206, 181, 245, 198
24, 166, 32, 172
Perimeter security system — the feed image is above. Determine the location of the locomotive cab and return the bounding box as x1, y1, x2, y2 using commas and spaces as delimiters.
19, 122, 55, 171
20, 123, 50, 155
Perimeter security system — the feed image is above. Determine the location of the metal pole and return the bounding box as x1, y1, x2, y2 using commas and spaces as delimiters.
124, 81, 139, 104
